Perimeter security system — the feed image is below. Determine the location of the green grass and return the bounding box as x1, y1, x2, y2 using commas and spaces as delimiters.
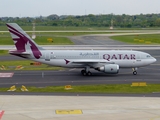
0, 60, 63, 70
34, 36, 74, 45
0, 26, 110, 31
1, 32, 113, 45
0, 37, 14, 45
0, 36, 74, 45
0, 31, 116, 45
1, 25, 160, 31
34, 32, 113, 36
110, 34, 160, 44
0, 26, 137, 31
0, 32, 10, 36
0, 50, 9, 55
3, 84, 160, 93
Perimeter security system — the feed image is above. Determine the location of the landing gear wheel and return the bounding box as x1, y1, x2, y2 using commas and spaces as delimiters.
87, 71, 92, 76
132, 68, 138, 75
133, 71, 137, 75
81, 70, 87, 76
81, 70, 92, 76
81, 70, 85, 74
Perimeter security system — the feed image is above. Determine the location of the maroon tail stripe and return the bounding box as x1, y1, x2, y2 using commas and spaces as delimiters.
6, 24, 24, 37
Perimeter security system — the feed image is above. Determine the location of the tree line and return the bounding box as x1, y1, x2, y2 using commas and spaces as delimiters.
1, 13, 160, 28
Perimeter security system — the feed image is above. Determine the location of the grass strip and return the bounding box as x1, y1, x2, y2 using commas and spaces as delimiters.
2, 84, 160, 93
0, 26, 147, 31
0, 36, 74, 45
110, 34, 160, 44
0, 50, 8, 55
34, 36, 74, 45
0, 60, 62, 70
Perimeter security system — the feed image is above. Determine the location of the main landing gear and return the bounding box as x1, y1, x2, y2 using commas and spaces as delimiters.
132, 68, 137, 75
81, 66, 92, 76
81, 70, 92, 76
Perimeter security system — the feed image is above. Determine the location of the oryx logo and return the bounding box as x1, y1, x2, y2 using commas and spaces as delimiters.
64, 59, 70, 64
7, 24, 42, 59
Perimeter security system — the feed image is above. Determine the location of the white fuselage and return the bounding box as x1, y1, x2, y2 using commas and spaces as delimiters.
29, 50, 156, 68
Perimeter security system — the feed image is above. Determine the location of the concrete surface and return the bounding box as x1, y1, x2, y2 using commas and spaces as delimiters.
0, 95, 160, 120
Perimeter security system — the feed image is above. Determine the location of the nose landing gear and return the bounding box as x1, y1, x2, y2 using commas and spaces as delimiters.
132, 68, 138, 75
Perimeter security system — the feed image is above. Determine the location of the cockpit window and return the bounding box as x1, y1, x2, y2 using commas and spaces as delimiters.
140, 54, 152, 59
146, 55, 151, 58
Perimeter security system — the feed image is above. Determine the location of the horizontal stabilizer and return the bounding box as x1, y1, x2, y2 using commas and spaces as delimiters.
9, 50, 31, 58
9, 50, 30, 55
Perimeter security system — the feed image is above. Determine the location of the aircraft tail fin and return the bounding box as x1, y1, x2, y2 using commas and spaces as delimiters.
6, 23, 43, 59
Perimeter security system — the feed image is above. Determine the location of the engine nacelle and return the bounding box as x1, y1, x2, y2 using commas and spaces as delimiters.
98, 64, 119, 74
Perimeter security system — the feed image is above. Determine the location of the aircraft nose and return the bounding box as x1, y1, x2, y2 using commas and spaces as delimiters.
153, 57, 157, 63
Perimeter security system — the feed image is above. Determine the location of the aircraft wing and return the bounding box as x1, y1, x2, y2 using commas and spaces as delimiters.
72, 59, 113, 63
71, 59, 114, 68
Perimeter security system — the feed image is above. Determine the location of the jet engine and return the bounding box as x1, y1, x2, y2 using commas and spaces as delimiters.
97, 64, 119, 74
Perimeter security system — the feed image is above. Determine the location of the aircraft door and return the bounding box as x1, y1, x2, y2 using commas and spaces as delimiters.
94, 54, 99, 59
45, 52, 50, 61
135, 53, 141, 65
133, 53, 140, 66
136, 53, 141, 60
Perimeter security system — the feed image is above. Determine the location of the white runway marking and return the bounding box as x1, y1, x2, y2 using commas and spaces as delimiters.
69, 68, 77, 71
0, 73, 14, 77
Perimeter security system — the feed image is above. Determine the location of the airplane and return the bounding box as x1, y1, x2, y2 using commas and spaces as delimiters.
6, 23, 157, 76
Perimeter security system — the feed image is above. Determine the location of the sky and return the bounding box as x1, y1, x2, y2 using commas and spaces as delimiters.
0, 0, 160, 17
